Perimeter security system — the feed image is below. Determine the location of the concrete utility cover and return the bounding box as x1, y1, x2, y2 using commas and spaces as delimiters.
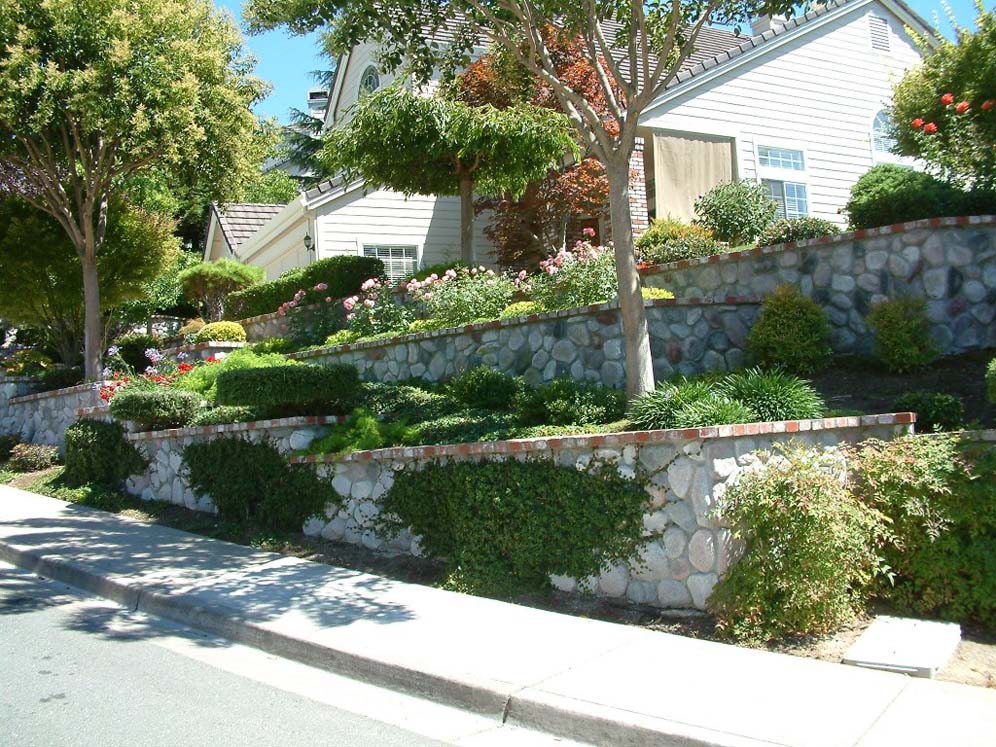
843, 616, 961, 678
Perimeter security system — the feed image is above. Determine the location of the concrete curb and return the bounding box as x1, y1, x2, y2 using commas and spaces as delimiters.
0, 537, 748, 747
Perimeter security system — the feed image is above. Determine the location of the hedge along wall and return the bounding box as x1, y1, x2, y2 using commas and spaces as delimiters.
1, 382, 107, 450
121, 415, 343, 511
642, 216, 996, 355
290, 297, 762, 387
285, 414, 914, 610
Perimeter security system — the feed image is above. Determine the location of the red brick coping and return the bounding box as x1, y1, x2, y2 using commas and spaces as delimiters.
161, 341, 246, 357
123, 414, 346, 442
9, 381, 107, 405
288, 412, 916, 465
640, 215, 996, 277
289, 295, 762, 360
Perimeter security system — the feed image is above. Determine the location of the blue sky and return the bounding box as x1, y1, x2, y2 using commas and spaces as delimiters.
215, 0, 985, 124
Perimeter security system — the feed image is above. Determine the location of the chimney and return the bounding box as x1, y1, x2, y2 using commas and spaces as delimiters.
307, 85, 330, 120
750, 15, 788, 35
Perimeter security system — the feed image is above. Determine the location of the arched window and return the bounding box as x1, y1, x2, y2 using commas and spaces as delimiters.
360, 66, 380, 96
872, 110, 896, 154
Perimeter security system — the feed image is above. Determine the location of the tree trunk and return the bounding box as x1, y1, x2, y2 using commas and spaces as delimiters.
605, 157, 655, 400
81, 253, 103, 381
458, 174, 476, 266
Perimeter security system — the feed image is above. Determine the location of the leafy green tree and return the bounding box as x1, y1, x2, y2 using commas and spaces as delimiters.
247, 0, 797, 398
0, 199, 179, 365
178, 260, 266, 321
322, 86, 576, 263
241, 170, 301, 204
112, 250, 201, 333
0, 0, 268, 379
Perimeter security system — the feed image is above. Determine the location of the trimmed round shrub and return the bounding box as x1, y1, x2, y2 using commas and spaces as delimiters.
866, 297, 938, 373
693, 180, 777, 245
757, 217, 840, 247
514, 378, 626, 426
111, 332, 161, 374
178, 259, 264, 321
500, 301, 544, 319
717, 368, 825, 423
64, 419, 146, 487
194, 321, 246, 343
376, 459, 649, 596
446, 367, 521, 410
671, 393, 758, 428
746, 285, 832, 374
7, 443, 58, 472
893, 391, 965, 433
188, 406, 261, 427
627, 380, 714, 430
710, 443, 885, 642
214, 363, 360, 416
988, 359, 996, 404
842, 164, 965, 229
636, 218, 723, 265
108, 388, 203, 431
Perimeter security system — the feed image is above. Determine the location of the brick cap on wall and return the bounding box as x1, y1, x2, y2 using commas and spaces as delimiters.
640, 215, 996, 276
289, 295, 762, 360
10, 381, 107, 404
289, 412, 916, 465
123, 414, 346, 442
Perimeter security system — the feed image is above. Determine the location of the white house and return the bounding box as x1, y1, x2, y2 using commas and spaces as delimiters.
205, 0, 932, 282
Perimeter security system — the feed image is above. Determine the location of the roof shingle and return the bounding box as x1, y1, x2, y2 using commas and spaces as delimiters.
213, 203, 288, 251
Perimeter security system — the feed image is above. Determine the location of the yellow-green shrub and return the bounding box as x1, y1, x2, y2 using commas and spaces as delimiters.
866, 297, 937, 373
745, 285, 832, 374
194, 321, 246, 343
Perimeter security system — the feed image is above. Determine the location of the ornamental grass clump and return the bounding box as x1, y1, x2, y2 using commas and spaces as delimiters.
670, 393, 757, 429
716, 368, 825, 423
627, 380, 714, 430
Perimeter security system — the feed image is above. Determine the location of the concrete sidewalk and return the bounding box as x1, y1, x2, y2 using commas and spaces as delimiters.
0, 485, 993, 747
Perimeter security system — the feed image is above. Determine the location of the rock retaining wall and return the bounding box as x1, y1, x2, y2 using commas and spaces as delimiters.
1, 382, 106, 449
642, 216, 996, 355
291, 297, 762, 387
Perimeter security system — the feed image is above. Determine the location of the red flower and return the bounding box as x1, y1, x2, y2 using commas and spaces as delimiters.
178, 362, 193, 373
956, 101, 970, 114
923, 122, 938, 134
940, 93, 955, 106
982, 100, 994, 111
911, 118, 924, 129
206, 356, 217, 364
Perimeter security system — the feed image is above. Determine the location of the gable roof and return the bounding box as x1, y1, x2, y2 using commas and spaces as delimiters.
211, 203, 288, 254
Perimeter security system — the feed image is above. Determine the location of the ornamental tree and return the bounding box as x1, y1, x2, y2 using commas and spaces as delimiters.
247, 0, 798, 398
0, 0, 267, 379
321, 86, 577, 263
891, 3, 996, 189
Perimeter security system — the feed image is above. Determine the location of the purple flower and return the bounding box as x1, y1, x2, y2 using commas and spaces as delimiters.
144, 366, 159, 375
106, 345, 120, 356
144, 348, 162, 364
176, 351, 188, 361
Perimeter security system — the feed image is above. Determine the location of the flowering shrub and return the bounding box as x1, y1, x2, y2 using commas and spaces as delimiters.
96, 345, 200, 402
405, 266, 517, 327
342, 277, 413, 337
528, 235, 617, 311
275, 282, 344, 347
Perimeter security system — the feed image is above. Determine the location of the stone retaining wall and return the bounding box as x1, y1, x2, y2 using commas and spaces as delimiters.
121, 415, 343, 511
642, 216, 996, 355
291, 297, 762, 387
285, 413, 914, 610
239, 309, 291, 342
1, 382, 106, 449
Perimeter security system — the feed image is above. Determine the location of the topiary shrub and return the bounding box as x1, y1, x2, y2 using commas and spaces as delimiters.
108, 388, 203, 431
445, 366, 522, 410
693, 180, 777, 245
514, 378, 626, 426
183, 438, 337, 532
717, 368, 825, 423
178, 259, 265, 322
866, 297, 938, 373
187, 406, 261, 427
376, 459, 649, 596
627, 380, 714, 430
710, 443, 885, 642
893, 392, 965, 433
225, 256, 385, 320
842, 164, 965, 229
671, 393, 757, 428
500, 301, 544, 319
111, 332, 161, 374
636, 217, 724, 265
194, 321, 246, 343
63, 419, 146, 487
7, 443, 58, 472
757, 217, 840, 247
988, 359, 996, 404
746, 284, 832, 374
214, 363, 360, 417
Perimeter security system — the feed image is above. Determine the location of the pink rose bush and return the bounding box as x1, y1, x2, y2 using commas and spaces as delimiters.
342, 277, 412, 337
405, 266, 519, 327
530, 239, 618, 311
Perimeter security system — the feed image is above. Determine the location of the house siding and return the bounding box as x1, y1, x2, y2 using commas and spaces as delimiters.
640, 2, 922, 225
243, 215, 311, 279
332, 42, 397, 125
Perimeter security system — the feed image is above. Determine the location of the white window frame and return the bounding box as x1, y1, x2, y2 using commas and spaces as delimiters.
359, 65, 380, 97
754, 140, 811, 219
360, 243, 420, 283
870, 109, 904, 165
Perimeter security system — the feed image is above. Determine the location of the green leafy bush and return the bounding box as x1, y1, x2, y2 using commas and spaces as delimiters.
842, 164, 970, 229
178, 259, 264, 321
183, 438, 336, 532
671, 393, 757, 428
7, 443, 58, 472
358, 382, 454, 424
323, 329, 362, 347
746, 285, 832, 374
306, 408, 415, 455
446, 367, 521, 410
866, 297, 938, 373
514, 378, 626, 426
641, 286, 675, 300
248, 337, 294, 355
194, 321, 246, 343
215, 363, 360, 416
173, 348, 296, 401
710, 443, 885, 642
111, 332, 161, 374
407, 410, 520, 446
989, 359, 996, 403
377, 460, 649, 596
893, 392, 965, 432
187, 406, 261, 427
108, 388, 203, 431
693, 180, 777, 245
36, 366, 83, 392
63, 419, 146, 487
627, 380, 714, 430
500, 301, 544, 318
757, 217, 840, 247
225, 256, 384, 320
408, 266, 516, 327
0, 435, 17, 461
717, 368, 825, 423
408, 261, 463, 283
529, 243, 617, 310
636, 217, 724, 264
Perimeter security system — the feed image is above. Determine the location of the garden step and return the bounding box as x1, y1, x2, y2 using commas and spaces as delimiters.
843, 616, 962, 678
